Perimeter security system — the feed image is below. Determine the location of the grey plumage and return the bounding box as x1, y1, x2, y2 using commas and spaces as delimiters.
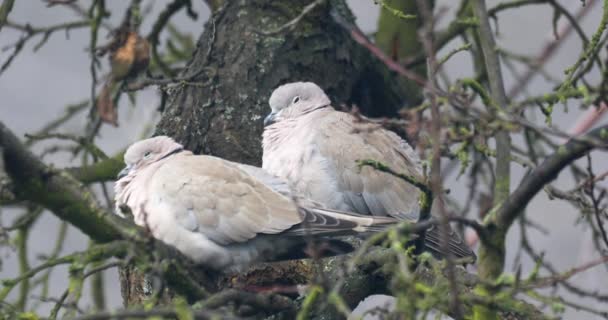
114, 136, 398, 271
262, 81, 476, 261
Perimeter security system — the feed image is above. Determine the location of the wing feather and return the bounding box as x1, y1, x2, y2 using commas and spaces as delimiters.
282, 207, 398, 237
313, 111, 423, 219
146, 154, 302, 245
310, 110, 475, 261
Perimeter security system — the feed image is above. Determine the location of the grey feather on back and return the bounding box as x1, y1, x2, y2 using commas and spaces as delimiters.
262, 82, 477, 262
234, 163, 293, 197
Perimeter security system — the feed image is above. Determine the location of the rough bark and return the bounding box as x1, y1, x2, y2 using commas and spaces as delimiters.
155, 0, 416, 165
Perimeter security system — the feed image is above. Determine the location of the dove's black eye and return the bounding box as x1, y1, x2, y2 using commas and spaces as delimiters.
292, 96, 300, 104
143, 151, 152, 158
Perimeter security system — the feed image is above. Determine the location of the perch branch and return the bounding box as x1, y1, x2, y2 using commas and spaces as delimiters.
494, 124, 608, 228
0, 121, 208, 301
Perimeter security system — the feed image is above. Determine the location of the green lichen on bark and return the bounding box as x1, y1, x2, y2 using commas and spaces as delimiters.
375, 0, 428, 104
473, 225, 506, 319
67, 152, 124, 184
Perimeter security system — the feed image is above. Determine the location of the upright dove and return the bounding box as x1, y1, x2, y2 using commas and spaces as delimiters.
262, 82, 475, 261
114, 136, 398, 271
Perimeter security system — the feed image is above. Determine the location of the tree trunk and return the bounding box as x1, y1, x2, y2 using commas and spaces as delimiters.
155, 0, 416, 163
122, 0, 418, 308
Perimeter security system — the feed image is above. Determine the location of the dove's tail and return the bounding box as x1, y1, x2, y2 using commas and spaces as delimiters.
283, 206, 399, 237
417, 218, 477, 263
290, 207, 477, 263
250, 207, 395, 263
262, 207, 476, 265
224, 207, 397, 268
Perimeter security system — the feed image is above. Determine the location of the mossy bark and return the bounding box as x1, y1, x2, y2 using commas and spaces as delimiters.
375, 0, 432, 104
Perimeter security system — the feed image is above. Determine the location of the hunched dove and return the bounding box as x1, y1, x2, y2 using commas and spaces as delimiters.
114, 136, 398, 271
262, 82, 475, 261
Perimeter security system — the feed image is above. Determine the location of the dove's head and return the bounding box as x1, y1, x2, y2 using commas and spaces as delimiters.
118, 136, 184, 179
264, 82, 331, 126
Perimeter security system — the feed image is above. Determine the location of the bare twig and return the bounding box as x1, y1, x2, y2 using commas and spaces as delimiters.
258, 0, 326, 36
415, 0, 463, 317
329, 7, 429, 87
495, 124, 608, 228
147, 0, 196, 76
508, 0, 597, 98
1, 20, 89, 75
200, 288, 295, 314
43, 0, 78, 7
25, 133, 108, 160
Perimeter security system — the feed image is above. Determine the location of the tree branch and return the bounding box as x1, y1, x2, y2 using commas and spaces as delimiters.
0, 121, 209, 301
495, 124, 608, 228
0, 0, 14, 33
66, 153, 124, 184
0, 118, 555, 318
472, 0, 511, 210
472, 0, 513, 318
317, 247, 546, 320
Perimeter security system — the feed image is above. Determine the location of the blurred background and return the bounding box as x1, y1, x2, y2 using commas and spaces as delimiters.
1, 1, 607, 318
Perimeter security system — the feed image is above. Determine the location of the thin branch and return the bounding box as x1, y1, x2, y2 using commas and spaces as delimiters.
0, 0, 14, 33
25, 133, 108, 160
508, 0, 597, 98
43, 0, 78, 7
406, 0, 553, 68
1, 20, 90, 75
0, 242, 126, 301
495, 124, 608, 228
473, 0, 511, 206
415, 0, 463, 317
472, 0, 514, 317
147, 0, 194, 76
524, 255, 608, 290
65, 153, 124, 184
200, 288, 295, 314
558, 0, 608, 92
330, 8, 428, 87
258, 0, 326, 36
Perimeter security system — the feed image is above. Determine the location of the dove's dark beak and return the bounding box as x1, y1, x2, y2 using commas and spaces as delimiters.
264, 112, 277, 127
117, 164, 132, 179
